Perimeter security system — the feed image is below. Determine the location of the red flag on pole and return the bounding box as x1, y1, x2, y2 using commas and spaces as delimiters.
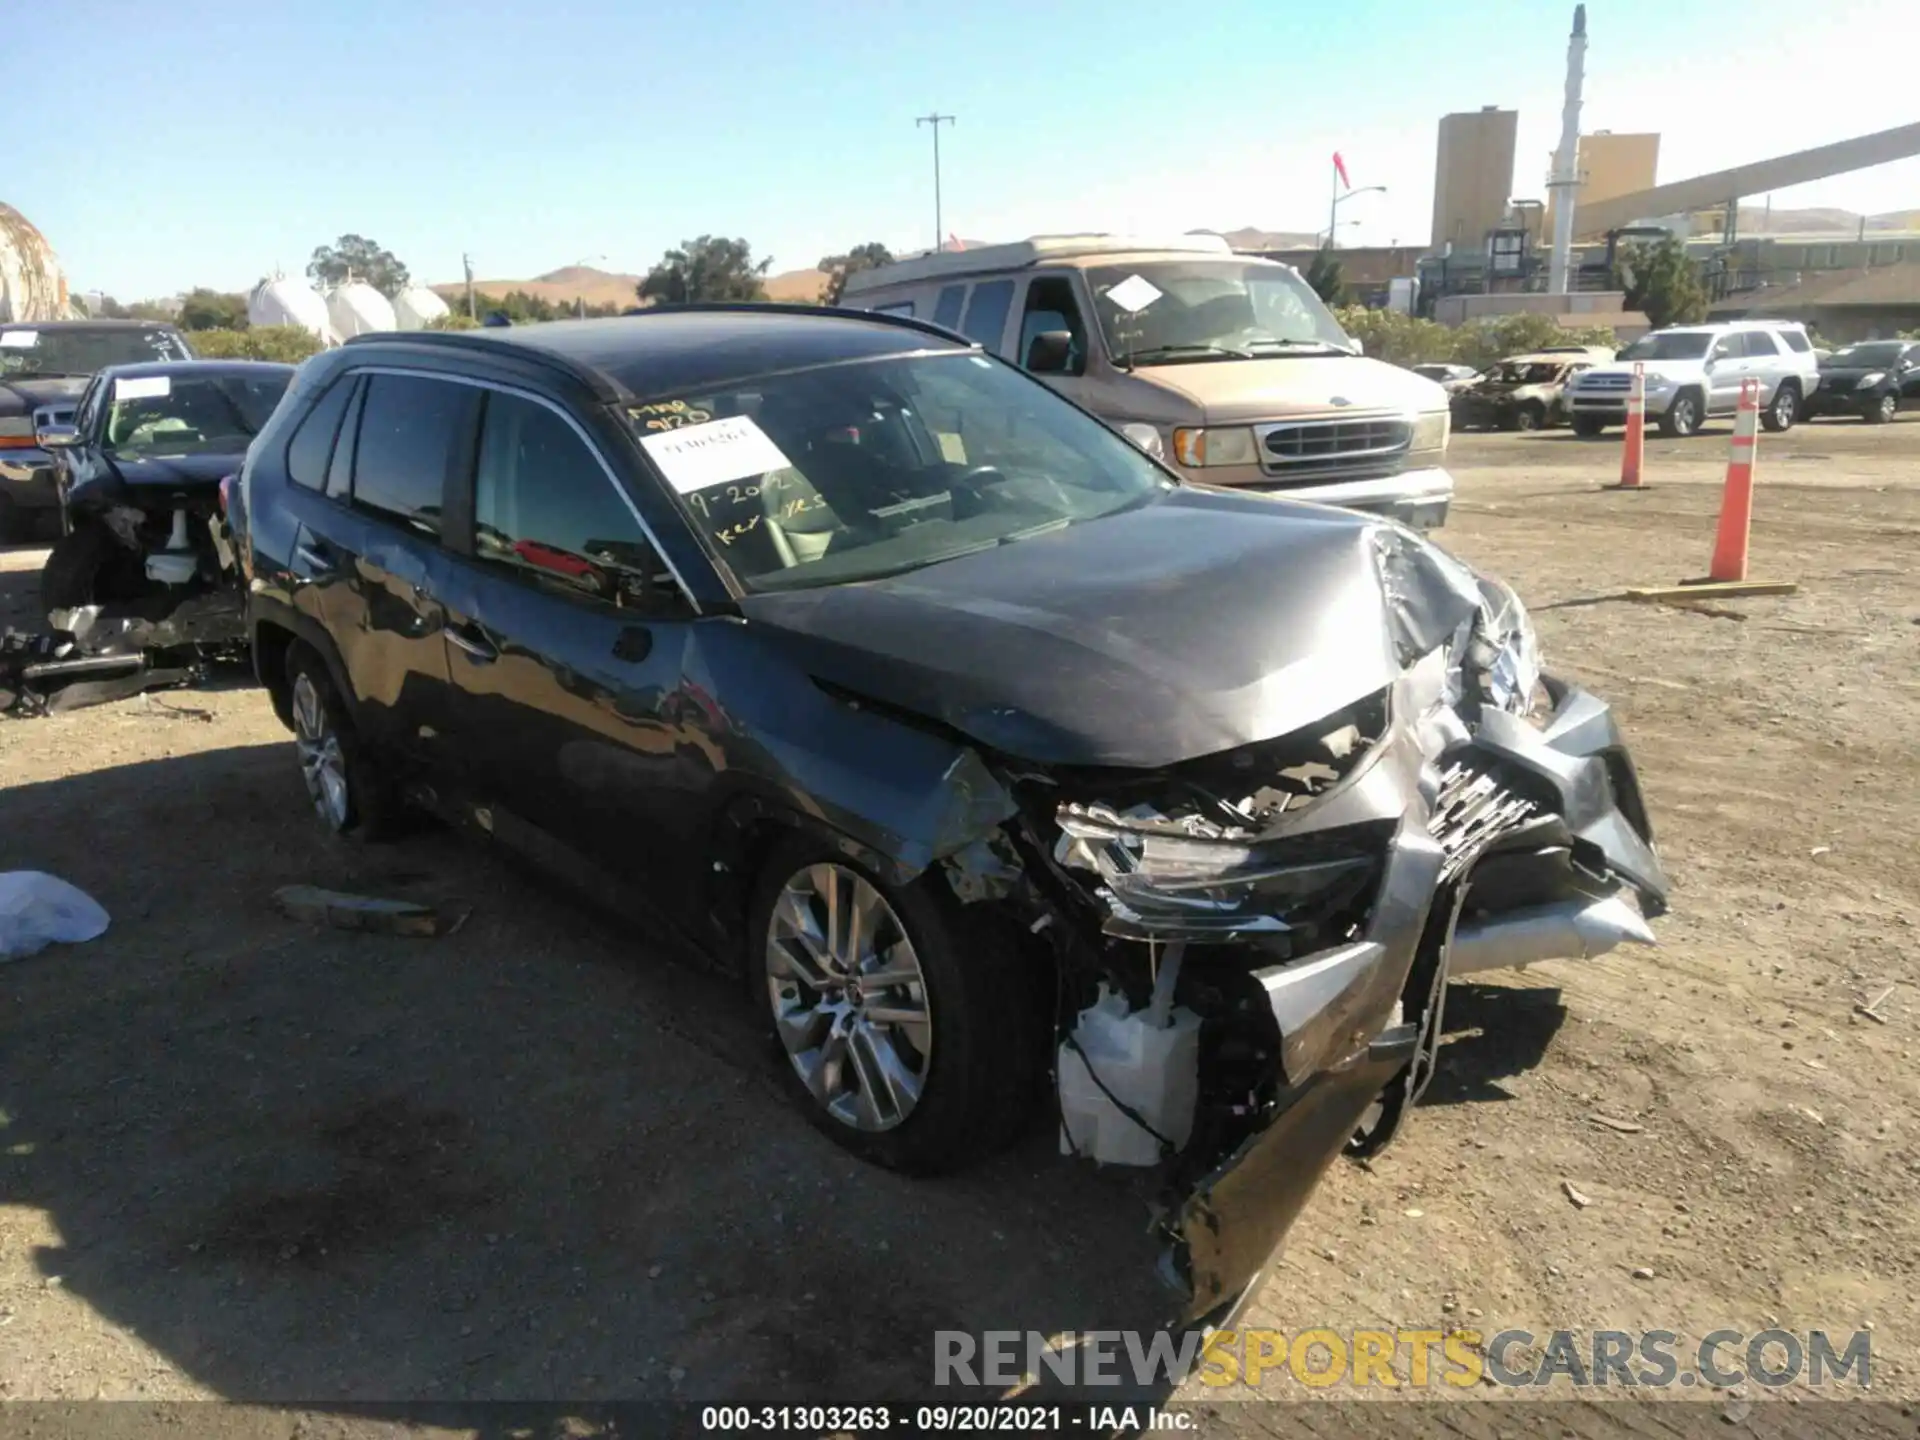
947, 232, 966, 252
1333, 152, 1352, 189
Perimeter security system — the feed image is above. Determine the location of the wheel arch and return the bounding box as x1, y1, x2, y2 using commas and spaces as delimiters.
250, 604, 357, 736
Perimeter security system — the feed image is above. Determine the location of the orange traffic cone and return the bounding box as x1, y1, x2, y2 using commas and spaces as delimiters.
1627, 378, 1798, 604
1701, 379, 1760, 581
1606, 362, 1648, 490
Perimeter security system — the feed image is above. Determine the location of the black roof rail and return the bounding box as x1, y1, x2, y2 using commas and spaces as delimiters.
340, 328, 623, 401
630, 301, 976, 349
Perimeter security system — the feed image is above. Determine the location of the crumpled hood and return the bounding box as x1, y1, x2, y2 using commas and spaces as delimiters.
0, 376, 86, 415
739, 488, 1484, 769
1137, 355, 1448, 424
106, 452, 244, 489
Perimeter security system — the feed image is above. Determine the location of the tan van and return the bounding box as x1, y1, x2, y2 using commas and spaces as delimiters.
841, 233, 1454, 529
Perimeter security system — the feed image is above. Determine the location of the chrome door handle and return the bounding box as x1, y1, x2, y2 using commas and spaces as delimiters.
294, 543, 336, 575
447, 625, 498, 663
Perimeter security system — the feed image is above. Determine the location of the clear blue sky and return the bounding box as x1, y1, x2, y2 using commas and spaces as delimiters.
13, 0, 1915, 299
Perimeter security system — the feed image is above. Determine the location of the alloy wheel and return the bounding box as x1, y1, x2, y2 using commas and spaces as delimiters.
291, 672, 351, 831
1880, 394, 1898, 423
765, 863, 932, 1133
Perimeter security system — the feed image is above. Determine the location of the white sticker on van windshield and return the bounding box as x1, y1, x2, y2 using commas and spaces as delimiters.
0, 330, 39, 348
639, 414, 792, 495
1103, 274, 1163, 314
113, 375, 171, 401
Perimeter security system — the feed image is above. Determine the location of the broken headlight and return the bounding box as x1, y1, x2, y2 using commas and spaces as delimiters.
1051, 690, 1391, 945
1465, 576, 1544, 718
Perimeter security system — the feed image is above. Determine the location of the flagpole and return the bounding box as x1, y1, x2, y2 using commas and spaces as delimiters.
1329, 157, 1339, 250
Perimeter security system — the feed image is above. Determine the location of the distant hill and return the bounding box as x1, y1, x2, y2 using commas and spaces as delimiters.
1195, 226, 1323, 250
431, 264, 643, 312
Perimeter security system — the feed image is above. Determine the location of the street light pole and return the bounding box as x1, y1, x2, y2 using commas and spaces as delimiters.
1326, 185, 1387, 249
916, 112, 956, 252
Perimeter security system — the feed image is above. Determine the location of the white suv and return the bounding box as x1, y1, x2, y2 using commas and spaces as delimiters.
1565, 321, 1821, 437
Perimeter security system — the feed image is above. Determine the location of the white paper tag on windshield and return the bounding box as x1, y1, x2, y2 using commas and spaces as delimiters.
113, 375, 171, 400
0, 330, 39, 348
1103, 274, 1163, 314
640, 414, 791, 494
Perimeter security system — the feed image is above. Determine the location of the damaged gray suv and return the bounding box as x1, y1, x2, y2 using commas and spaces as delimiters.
236, 305, 1669, 1323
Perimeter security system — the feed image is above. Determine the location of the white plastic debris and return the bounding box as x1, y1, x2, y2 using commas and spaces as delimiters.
1057, 981, 1201, 1166
0, 871, 110, 962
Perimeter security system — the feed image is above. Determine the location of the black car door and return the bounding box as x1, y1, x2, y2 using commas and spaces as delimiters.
431, 384, 712, 918
294, 369, 474, 768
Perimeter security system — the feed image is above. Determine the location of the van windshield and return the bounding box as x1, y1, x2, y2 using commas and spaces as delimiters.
626, 351, 1172, 593
1085, 260, 1354, 366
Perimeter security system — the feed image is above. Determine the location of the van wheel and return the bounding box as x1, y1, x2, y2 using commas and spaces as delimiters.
286, 646, 395, 840
1761, 381, 1799, 432
748, 835, 1047, 1175
1658, 392, 1703, 437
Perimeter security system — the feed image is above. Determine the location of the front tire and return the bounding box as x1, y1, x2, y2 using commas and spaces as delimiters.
1658, 391, 1703, 437
1866, 391, 1898, 424
1571, 415, 1607, 438
286, 645, 394, 840
1761, 381, 1799, 432
1513, 401, 1545, 431
749, 836, 1047, 1175
40, 523, 149, 617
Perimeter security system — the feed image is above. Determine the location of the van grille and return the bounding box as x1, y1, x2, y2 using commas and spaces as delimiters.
1255, 415, 1410, 480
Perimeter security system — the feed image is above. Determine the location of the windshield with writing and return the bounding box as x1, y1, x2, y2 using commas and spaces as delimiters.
626, 352, 1171, 593
106, 374, 291, 459
1086, 261, 1353, 364
0, 327, 192, 379
1617, 333, 1712, 362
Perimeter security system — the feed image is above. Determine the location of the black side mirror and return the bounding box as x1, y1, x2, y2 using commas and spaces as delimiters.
1025, 330, 1074, 374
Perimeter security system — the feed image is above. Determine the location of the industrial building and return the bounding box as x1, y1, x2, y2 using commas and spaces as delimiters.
1543, 131, 1660, 235
1430, 107, 1518, 253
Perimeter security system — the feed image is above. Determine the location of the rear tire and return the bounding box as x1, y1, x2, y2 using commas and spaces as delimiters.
1657, 391, 1703, 437
1761, 381, 1799, 432
1866, 391, 1898, 424
748, 834, 1048, 1176
1514, 402, 1545, 431
285, 645, 395, 841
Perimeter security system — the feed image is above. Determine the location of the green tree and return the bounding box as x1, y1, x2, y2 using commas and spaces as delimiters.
178, 288, 250, 331
122, 299, 179, 323
186, 326, 322, 363
428, 312, 481, 330
638, 236, 772, 305
818, 241, 895, 304
307, 234, 411, 298
1610, 235, 1708, 331
1304, 246, 1349, 307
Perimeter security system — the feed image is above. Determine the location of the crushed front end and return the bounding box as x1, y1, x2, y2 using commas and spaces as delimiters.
957, 530, 1670, 1322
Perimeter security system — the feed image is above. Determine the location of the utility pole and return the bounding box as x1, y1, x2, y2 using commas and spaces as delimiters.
462, 253, 476, 320
916, 112, 956, 253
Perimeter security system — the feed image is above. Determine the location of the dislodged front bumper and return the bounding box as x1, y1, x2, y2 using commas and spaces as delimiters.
1167, 674, 1667, 1320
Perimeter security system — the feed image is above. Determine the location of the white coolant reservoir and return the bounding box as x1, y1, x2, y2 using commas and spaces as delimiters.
1058, 971, 1202, 1167
145, 507, 197, 585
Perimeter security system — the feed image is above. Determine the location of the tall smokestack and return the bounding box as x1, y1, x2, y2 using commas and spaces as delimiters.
1547, 3, 1587, 294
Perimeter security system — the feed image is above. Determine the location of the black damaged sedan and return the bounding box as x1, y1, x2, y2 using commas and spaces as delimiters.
234, 306, 1669, 1323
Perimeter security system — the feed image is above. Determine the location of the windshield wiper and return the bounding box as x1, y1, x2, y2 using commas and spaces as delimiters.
1247, 339, 1351, 354
1120, 343, 1253, 367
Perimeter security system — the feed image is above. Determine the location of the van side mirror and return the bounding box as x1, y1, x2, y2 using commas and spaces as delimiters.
1025, 330, 1074, 374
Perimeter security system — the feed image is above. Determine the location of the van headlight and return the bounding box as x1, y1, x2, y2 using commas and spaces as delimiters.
1172, 426, 1259, 467
1409, 410, 1448, 457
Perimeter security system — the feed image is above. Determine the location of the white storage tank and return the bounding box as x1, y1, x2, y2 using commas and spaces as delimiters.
392, 285, 451, 330
1, 203, 71, 322
325, 282, 396, 339
247, 277, 331, 339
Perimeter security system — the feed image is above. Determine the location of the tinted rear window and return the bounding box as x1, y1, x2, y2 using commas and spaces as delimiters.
284, 375, 356, 491
1779, 330, 1811, 353
350, 374, 468, 534
959, 280, 1015, 349
932, 285, 966, 329
1742, 330, 1779, 356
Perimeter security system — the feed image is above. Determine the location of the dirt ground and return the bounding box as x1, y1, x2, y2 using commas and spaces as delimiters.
3, 413, 1917, 1437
